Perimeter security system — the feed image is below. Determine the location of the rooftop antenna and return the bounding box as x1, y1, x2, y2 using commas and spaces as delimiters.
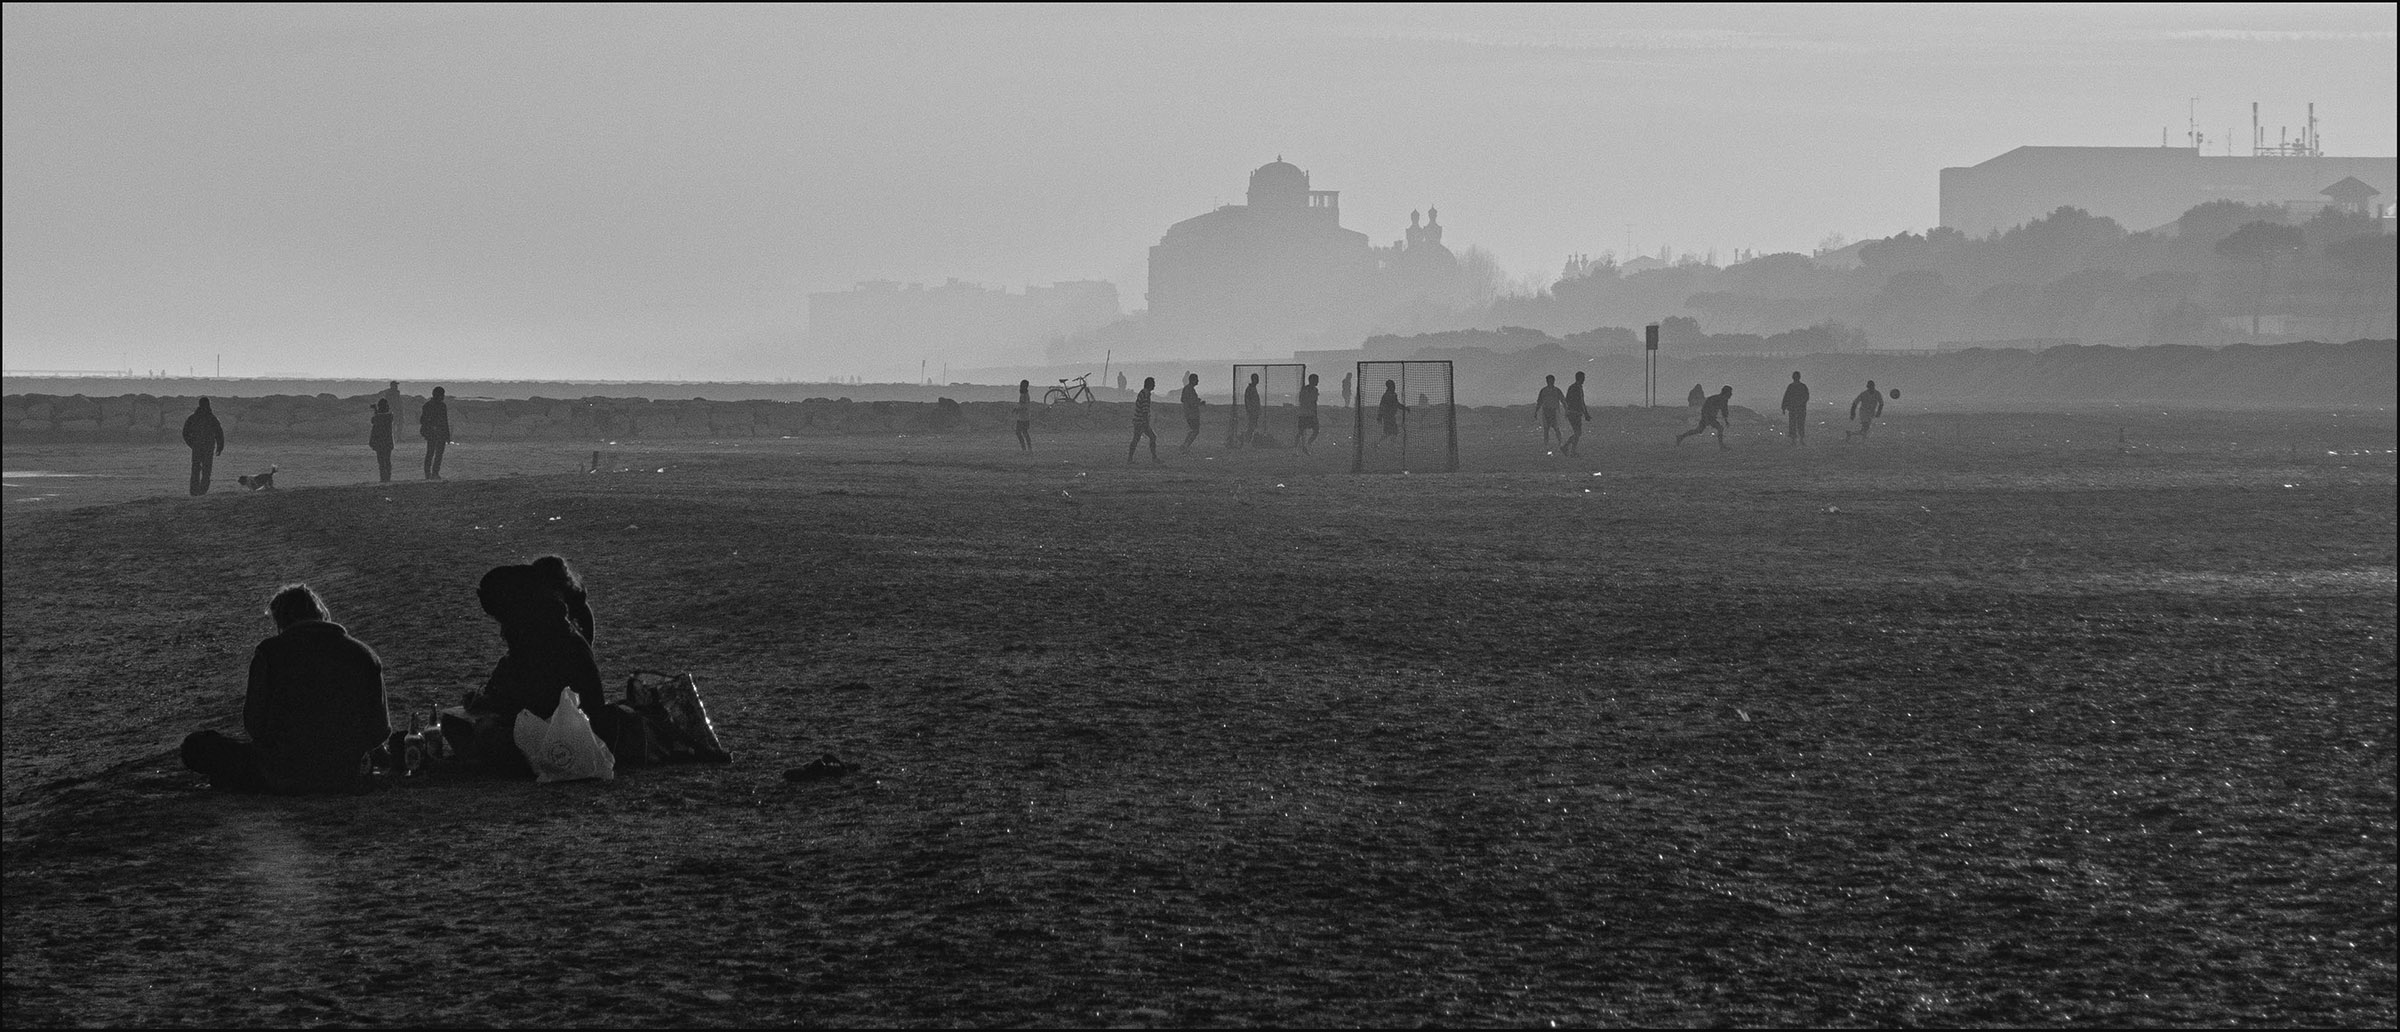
2252, 101, 2260, 156
2188, 97, 2200, 150
2308, 102, 2318, 155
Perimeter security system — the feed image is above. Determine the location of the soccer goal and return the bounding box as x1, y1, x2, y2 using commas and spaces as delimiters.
1353, 360, 1457, 473
1226, 363, 1308, 448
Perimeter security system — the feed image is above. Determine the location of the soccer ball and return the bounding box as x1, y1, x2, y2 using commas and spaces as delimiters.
1889, 388, 1900, 400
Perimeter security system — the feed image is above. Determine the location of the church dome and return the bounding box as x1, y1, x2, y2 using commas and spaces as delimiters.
1248, 158, 1308, 210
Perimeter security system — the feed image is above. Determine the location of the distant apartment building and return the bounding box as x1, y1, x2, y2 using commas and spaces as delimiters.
807, 279, 1119, 365
1939, 146, 2395, 236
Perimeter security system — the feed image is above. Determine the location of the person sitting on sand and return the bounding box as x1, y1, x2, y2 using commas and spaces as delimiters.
180, 584, 392, 794
468, 560, 605, 723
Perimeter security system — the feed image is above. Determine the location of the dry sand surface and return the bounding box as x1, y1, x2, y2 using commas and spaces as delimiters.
4, 406, 2395, 1027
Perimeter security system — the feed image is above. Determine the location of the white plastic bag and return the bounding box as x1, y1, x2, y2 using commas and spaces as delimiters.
513, 688, 616, 783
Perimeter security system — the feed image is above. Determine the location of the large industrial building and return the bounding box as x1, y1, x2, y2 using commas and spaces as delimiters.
1939, 146, 2394, 237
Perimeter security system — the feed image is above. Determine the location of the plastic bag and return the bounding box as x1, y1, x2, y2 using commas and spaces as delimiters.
513, 688, 616, 783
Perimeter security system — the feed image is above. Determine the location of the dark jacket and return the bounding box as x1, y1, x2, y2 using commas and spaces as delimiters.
419, 398, 451, 442
182, 407, 226, 453
243, 621, 391, 794
1781, 381, 1810, 413
472, 564, 604, 720
369, 410, 395, 450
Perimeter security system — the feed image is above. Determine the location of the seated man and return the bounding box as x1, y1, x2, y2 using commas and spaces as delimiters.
181, 584, 392, 794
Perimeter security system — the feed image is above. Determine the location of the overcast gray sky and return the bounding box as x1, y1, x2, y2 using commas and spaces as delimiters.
6, 3, 2394, 380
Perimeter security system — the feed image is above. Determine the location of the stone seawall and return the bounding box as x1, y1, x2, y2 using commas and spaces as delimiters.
0, 394, 1577, 446
0, 394, 1022, 445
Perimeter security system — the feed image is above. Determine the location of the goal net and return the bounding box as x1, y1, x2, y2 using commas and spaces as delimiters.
1352, 360, 1457, 473
1226, 363, 1309, 448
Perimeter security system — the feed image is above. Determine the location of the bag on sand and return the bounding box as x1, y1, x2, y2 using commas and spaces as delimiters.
622, 670, 734, 764
513, 688, 616, 783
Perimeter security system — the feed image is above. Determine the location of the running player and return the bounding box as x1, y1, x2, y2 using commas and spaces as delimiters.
1846, 380, 1884, 441
1675, 386, 1733, 449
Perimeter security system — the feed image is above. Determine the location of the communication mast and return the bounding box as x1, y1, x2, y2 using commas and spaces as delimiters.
2251, 101, 2323, 158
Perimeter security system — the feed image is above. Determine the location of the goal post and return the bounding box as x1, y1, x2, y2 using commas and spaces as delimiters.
1227, 363, 1308, 447
1352, 360, 1457, 473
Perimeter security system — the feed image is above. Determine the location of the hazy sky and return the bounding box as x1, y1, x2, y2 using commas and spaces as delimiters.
6, 3, 2395, 380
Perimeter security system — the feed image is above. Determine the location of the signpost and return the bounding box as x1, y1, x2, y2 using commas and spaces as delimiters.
1643, 323, 1660, 407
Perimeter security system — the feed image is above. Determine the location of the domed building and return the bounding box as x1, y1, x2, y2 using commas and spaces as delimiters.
1145, 158, 1377, 350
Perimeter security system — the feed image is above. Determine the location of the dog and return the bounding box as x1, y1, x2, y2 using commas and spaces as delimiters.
237, 464, 278, 491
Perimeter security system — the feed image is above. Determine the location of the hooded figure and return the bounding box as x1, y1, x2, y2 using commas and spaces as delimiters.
470, 562, 604, 722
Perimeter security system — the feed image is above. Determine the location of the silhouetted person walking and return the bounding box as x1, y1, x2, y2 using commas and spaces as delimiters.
1535, 374, 1566, 449
1342, 371, 1354, 409
1116, 372, 1127, 392
369, 399, 396, 481
1373, 379, 1408, 446
1178, 372, 1207, 452
1687, 383, 1706, 409
420, 386, 452, 479
1564, 370, 1592, 455
182, 397, 225, 495
1129, 376, 1160, 463
1780, 371, 1811, 445
1243, 372, 1263, 445
180, 584, 391, 794
1847, 380, 1885, 441
1676, 386, 1733, 449
1015, 380, 1034, 450
1295, 373, 1322, 453
380, 380, 405, 430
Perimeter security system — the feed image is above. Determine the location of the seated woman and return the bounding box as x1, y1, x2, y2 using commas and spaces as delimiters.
182, 584, 392, 794
455, 555, 729, 769
464, 560, 606, 722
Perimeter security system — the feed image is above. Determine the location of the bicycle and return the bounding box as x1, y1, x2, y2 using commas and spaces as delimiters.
1044, 374, 1096, 407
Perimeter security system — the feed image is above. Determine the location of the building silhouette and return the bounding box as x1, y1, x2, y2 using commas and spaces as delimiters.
1145, 158, 1376, 351
1940, 145, 2396, 237
1145, 158, 1478, 353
